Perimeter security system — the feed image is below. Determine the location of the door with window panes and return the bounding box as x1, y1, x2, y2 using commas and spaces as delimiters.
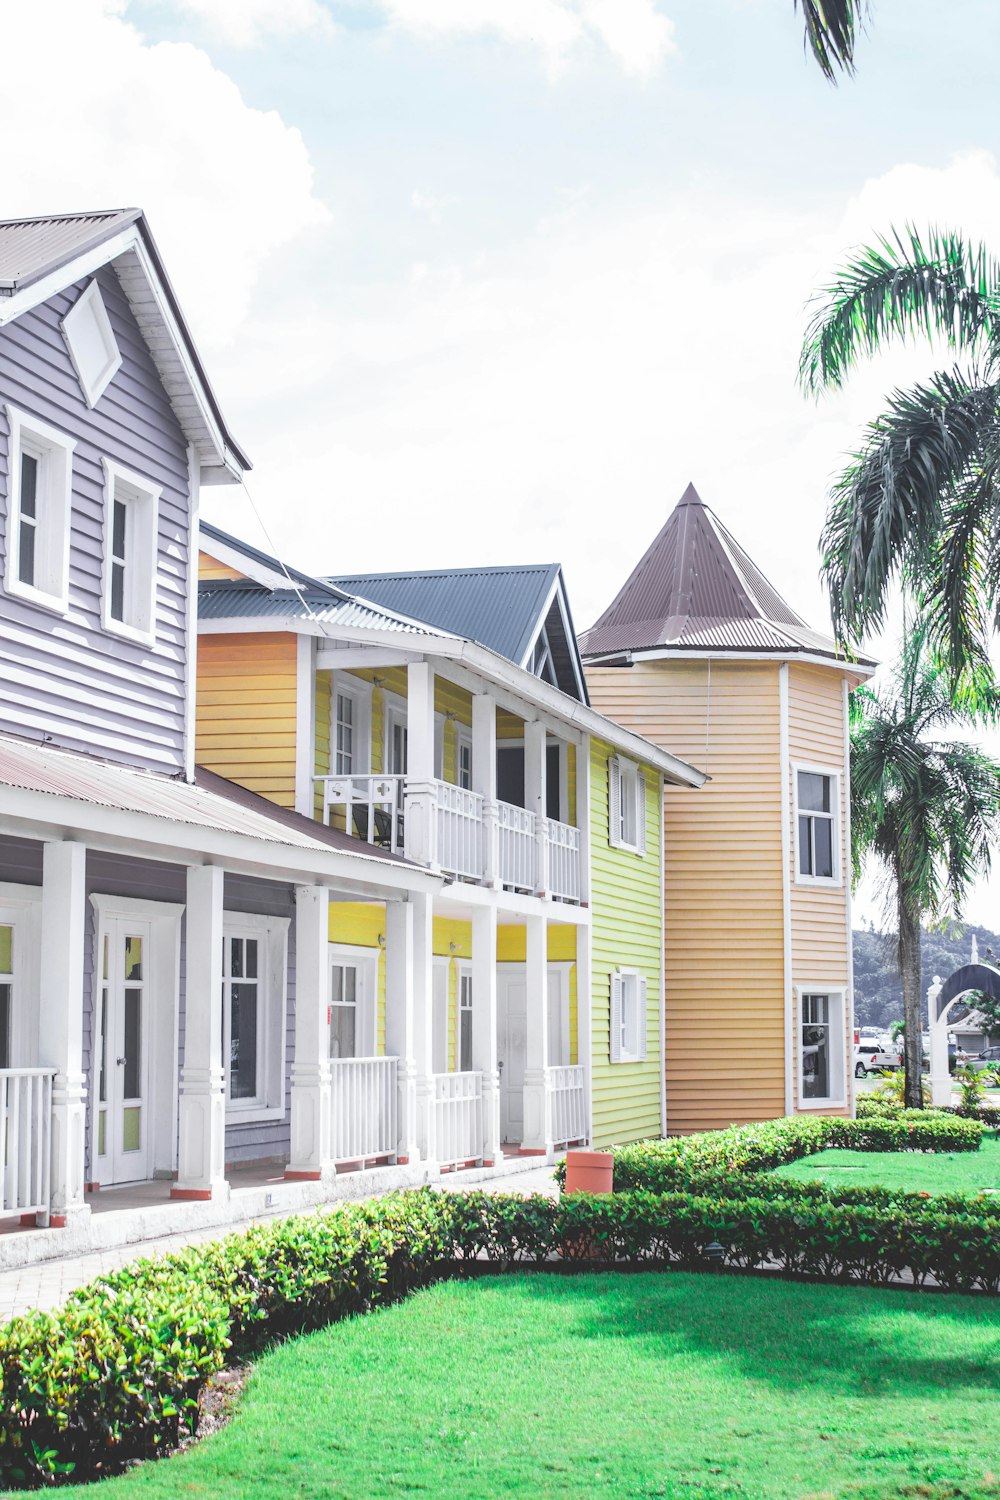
330, 959, 360, 1059
93, 919, 152, 1184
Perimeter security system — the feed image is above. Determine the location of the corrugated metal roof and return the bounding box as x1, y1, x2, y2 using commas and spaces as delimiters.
0, 733, 412, 866
328, 564, 560, 666
198, 578, 432, 634
0, 209, 141, 292
580, 483, 874, 666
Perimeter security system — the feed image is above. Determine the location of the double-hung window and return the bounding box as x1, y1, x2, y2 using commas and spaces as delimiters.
4, 405, 74, 613
799, 990, 845, 1104
331, 676, 372, 778
222, 916, 287, 1120
796, 767, 838, 882
608, 756, 646, 853
609, 969, 647, 1063
101, 461, 159, 644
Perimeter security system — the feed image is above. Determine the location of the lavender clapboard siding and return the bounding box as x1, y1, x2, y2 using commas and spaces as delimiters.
0, 264, 192, 773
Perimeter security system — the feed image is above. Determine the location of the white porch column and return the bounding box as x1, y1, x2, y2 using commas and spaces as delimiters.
174, 865, 228, 1201
521, 913, 552, 1154
385, 898, 420, 1162
403, 661, 438, 867
928, 977, 951, 1106
39, 841, 88, 1227
410, 891, 437, 1160
287, 885, 332, 1179
472, 904, 501, 1165
524, 719, 548, 897
473, 692, 499, 887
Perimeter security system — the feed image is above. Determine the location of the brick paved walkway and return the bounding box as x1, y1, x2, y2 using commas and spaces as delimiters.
0, 1165, 558, 1323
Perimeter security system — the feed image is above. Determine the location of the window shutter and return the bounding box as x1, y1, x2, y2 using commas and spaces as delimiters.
635, 771, 647, 854
609, 972, 622, 1063
608, 757, 621, 846
637, 976, 648, 1061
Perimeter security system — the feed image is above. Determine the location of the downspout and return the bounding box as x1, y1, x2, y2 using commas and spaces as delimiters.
779, 664, 794, 1116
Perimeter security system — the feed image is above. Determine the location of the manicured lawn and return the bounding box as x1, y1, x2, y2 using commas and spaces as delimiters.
52, 1272, 1000, 1500
773, 1131, 1000, 1197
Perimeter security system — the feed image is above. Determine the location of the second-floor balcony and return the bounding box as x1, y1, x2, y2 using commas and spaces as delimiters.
316, 772, 582, 901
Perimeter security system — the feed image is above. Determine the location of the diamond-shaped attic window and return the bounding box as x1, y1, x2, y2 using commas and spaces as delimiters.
61, 280, 122, 408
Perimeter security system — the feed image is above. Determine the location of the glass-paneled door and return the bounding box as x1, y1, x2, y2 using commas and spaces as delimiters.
93, 918, 152, 1185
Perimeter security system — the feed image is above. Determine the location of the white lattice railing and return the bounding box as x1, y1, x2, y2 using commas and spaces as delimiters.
431, 1071, 483, 1167
497, 801, 537, 892
548, 1065, 587, 1147
0, 1069, 54, 1219
329, 1057, 398, 1164
546, 818, 582, 902
431, 780, 484, 880
316, 775, 404, 852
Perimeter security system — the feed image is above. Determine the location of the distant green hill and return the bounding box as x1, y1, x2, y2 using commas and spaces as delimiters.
853, 923, 1000, 1028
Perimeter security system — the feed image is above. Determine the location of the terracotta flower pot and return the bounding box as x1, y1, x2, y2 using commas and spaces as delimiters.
563, 1148, 614, 1196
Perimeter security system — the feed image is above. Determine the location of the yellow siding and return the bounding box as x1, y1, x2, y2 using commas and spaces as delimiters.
587, 660, 786, 1133
196, 633, 298, 808
198, 551, 245, 582
788, 664, 852, 1116
589, 735, 664, 1148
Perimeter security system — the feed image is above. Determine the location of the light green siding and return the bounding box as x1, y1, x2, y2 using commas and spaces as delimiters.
589, 736, 664, 1148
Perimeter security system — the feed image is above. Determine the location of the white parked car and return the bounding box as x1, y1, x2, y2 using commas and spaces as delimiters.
853, 1040, 902, 1078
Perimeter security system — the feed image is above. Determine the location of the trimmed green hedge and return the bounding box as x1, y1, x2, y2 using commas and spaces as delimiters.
4, 1181, 1000, 1488
857, 1092, 1000, 1128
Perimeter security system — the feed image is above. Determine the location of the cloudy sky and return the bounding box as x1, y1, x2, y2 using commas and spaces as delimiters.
7, 0, 1000, 928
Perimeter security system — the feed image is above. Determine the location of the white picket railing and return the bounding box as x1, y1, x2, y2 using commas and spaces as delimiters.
431, 1071, 483, 1168
329, 1057, 398, 1164
548, 1065, 587, 1147
0, 1069, 54, 1219
497, 801, 537, 892
316, 775, 404, 852
546, 818, 582, 902
431, 780, 484, 880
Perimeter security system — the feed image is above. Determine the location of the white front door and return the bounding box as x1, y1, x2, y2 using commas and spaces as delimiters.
498, 973, 527, 1143
93, 917, 152, 1185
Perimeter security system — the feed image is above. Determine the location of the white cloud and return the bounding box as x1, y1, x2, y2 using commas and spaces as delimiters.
0, 0, 328, 349
374, 0, 675, 79
166, 0, 335, 47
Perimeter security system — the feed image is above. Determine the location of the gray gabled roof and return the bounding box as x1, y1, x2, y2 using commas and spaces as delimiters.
328, 564, 589, 702
580, 483, 876, 670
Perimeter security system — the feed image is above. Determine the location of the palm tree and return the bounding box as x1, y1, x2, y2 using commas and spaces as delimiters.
800, 226, 1000, 682
796, 1, 868, 80
850, 622, 1000, 1106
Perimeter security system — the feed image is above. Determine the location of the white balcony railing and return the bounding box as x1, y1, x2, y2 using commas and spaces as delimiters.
431, 781, 484, 880
316, 775, 403, 852
548, 1065, 587, 1147
497, 801, 536, 892
329, 1056, 398, 1164
431, 1071, 483, 1168
546, 818, 582, 902
0, 1069, 54, 1219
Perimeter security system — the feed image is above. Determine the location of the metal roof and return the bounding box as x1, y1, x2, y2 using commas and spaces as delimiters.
199, 577, 434, 634
0, 733, 412, 866
580, 483, 875, 667
328, 564, 562, 666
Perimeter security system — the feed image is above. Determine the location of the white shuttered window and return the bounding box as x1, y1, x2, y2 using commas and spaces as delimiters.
609, 969, 647, 1064
608, 756, 647, 854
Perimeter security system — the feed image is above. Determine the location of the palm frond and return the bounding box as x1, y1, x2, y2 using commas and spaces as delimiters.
794, 0, 866, 81
920, 454, 1000, 687
800, 227, 1000, 394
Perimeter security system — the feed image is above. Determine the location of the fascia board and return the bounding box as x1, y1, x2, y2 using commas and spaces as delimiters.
198, 531, 312, 593
0, 787, 440, 894
584, 645, 877, 680
516, 568, 562, 669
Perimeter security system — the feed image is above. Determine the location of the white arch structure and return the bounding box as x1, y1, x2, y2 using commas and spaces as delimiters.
926, 961, 1000, 1104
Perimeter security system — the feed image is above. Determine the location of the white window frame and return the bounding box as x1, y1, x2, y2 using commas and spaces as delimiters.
101, 459, 160, 646
609, 967, 647, 1064
61, 279, 122, 408
327, 943, 379, 1058
331, 675, 373, 776
456, 962, 473, 1072
793, 762, 841, 886
222, 913, 288, 1124
455, 723, 473, 790
796, 985, 847, 1109
3, 404, 74, 614
608, 755, 646, 855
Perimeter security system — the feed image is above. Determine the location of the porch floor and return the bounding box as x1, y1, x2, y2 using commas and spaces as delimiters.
87, 1163, 285, 1215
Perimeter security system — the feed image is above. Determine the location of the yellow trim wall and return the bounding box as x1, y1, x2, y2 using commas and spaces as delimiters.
196, 632, 299, 808
589, 735, 664, 1148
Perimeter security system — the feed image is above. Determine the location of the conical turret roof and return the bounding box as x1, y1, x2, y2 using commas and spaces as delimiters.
579, 483, 872, 666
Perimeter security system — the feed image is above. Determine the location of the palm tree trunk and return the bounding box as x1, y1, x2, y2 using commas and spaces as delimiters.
896, 878, 924, 1109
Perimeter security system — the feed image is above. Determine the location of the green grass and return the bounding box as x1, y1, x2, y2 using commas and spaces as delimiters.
49, 1273, 1000, 1500
772, 1131, 1000, 1196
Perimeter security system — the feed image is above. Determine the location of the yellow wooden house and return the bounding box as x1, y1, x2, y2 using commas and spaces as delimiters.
581, 484, 875, 1132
